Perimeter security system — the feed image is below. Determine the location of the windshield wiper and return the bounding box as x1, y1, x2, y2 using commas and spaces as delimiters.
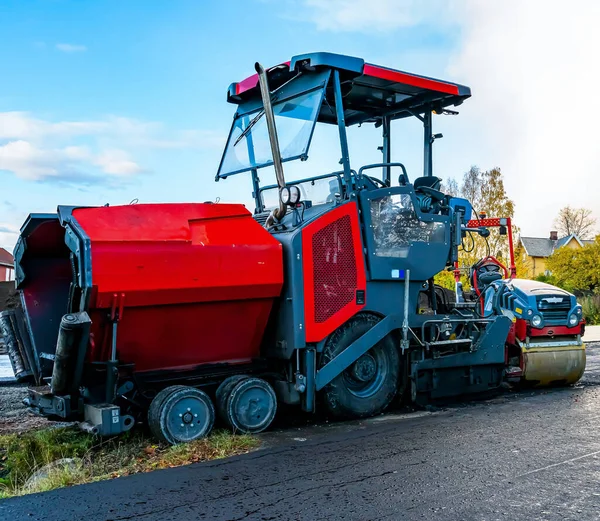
234, 109, 265, 146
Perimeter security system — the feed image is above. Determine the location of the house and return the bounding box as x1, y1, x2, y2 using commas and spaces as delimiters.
519, 231, 593, 278
0, 247, 14, 282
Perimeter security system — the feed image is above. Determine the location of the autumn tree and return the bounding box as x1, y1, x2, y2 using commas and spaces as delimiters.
441, 178, 459, 198
435, 166, 517, 289
457, 166, 517, 267
546, 237, 600, 293
553, 206, 597, 239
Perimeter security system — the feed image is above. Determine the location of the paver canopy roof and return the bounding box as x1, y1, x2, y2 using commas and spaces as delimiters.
227, 52, 471, 126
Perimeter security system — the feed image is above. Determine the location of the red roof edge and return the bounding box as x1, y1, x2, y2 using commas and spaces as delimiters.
235, 61, 291, 96
363, 64, 460, 95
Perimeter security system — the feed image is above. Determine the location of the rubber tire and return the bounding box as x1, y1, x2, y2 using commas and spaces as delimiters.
321, 314, 400, 419
147, 385, 187, 440
148, 386, 215, 445
226, 377, 277, 434
216, 375, 248, 428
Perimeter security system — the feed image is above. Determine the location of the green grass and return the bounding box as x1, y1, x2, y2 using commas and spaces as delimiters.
582, 295, 600, 326
0, 427, 258, 498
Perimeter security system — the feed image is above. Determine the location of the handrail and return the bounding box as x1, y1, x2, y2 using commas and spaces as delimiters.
358, 162, 409, 183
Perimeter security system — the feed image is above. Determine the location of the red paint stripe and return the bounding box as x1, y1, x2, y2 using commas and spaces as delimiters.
235, 61, 291, 95
363, 64, 459, 95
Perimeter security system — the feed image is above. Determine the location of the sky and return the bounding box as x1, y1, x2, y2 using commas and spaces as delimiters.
1, 0, 599, 250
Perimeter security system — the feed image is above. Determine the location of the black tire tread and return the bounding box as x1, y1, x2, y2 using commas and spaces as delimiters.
148, 385, 187, 443
321, 313, 400, 419
148, 385, 215, 444
227, 377, 277, 434
216, 375, 248, 428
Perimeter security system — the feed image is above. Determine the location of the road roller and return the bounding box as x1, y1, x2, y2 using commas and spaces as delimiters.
0, 52, 585, 444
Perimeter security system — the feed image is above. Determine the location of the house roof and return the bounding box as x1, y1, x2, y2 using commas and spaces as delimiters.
520, 237, 555, 257
0, 247, 14, 268
520, 234, 591, 258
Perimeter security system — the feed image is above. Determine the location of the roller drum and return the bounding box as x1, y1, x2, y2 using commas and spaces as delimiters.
522, 342, 586, 386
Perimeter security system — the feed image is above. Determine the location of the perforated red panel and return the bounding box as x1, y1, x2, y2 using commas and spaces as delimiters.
312, 215, 357, 323
303, 202, 366, 343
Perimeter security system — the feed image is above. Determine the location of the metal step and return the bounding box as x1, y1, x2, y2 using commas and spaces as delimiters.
453, 302, 477, 309
426, 338, 473, 348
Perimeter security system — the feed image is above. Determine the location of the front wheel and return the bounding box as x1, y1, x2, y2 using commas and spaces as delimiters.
321, 314, 400, 419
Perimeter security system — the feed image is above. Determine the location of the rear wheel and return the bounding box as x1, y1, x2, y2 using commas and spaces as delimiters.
216, 375, 248, 428
321, 314, 400, 419
148, 385, 215, 445
223, 377, 277, 434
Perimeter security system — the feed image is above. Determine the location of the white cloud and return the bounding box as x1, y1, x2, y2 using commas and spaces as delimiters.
300, 0, 600, 236
446, 0, 600, 235
0, 140, 76, 180
0, 140, 138, 181
56, 43, 87, 53
300, 0, 451, 32
0, 112, 105, 141
0, 222, 19, 252
94, 149, 144, 176
0, 112, 221, 149
0, 112, 222, 184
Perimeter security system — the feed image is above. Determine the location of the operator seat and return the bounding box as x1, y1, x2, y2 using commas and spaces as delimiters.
471, 260, 504, 294
413, 176, 445, 213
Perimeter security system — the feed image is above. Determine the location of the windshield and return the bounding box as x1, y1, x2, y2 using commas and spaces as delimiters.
218, 86, 327, 177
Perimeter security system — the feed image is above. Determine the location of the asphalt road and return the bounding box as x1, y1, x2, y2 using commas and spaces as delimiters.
3, 345, 600, 521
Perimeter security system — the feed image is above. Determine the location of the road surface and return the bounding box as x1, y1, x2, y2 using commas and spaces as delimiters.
2, 344, 600, 520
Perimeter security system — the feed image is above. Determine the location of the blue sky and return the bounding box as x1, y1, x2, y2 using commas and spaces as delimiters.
1, 0, 599, 249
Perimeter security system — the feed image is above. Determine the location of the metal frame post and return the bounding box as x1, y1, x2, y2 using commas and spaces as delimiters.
506, 217, 516, 278
423, 110, 432, 177
250, 168, 263, 214
333, 69, 352, 191
304, 348, 316, 412
382, 116, 391, 185
245, 123, 264, 214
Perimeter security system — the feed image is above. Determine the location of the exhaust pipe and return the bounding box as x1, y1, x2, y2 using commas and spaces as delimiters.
255, 62, 287, 224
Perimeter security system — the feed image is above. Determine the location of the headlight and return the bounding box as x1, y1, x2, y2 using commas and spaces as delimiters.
527, 309, 533, 316
280, 185, 301, 206
531, 314, 543, 328
569, 313, 579, 326
576, 307, 583, 316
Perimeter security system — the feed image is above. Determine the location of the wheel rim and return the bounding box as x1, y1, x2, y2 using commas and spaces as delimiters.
165, 395, 211, 442
342, 346, 388, 398
230, 381, 276, 432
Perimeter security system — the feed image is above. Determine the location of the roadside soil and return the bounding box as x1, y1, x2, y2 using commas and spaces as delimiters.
0, 385, 66, 435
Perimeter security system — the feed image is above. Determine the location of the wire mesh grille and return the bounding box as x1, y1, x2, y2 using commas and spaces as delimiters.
312, 215, 357, 323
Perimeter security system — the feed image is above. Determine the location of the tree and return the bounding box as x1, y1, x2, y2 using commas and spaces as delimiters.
441, 178, 459, 197
434, 165, 517, 289
546, 236, 600, 293
553, 206, 597, 239
457, 166, 517, 267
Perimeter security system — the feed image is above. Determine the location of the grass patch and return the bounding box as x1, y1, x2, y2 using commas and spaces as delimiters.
582, 295, 600, 326
0, 427, 258, 498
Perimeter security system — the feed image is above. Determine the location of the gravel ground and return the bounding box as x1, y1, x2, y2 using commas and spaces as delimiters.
0, 384, 54, 435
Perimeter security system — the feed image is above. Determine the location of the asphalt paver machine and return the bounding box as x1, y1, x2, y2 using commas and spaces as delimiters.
1, 53, 586, 443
